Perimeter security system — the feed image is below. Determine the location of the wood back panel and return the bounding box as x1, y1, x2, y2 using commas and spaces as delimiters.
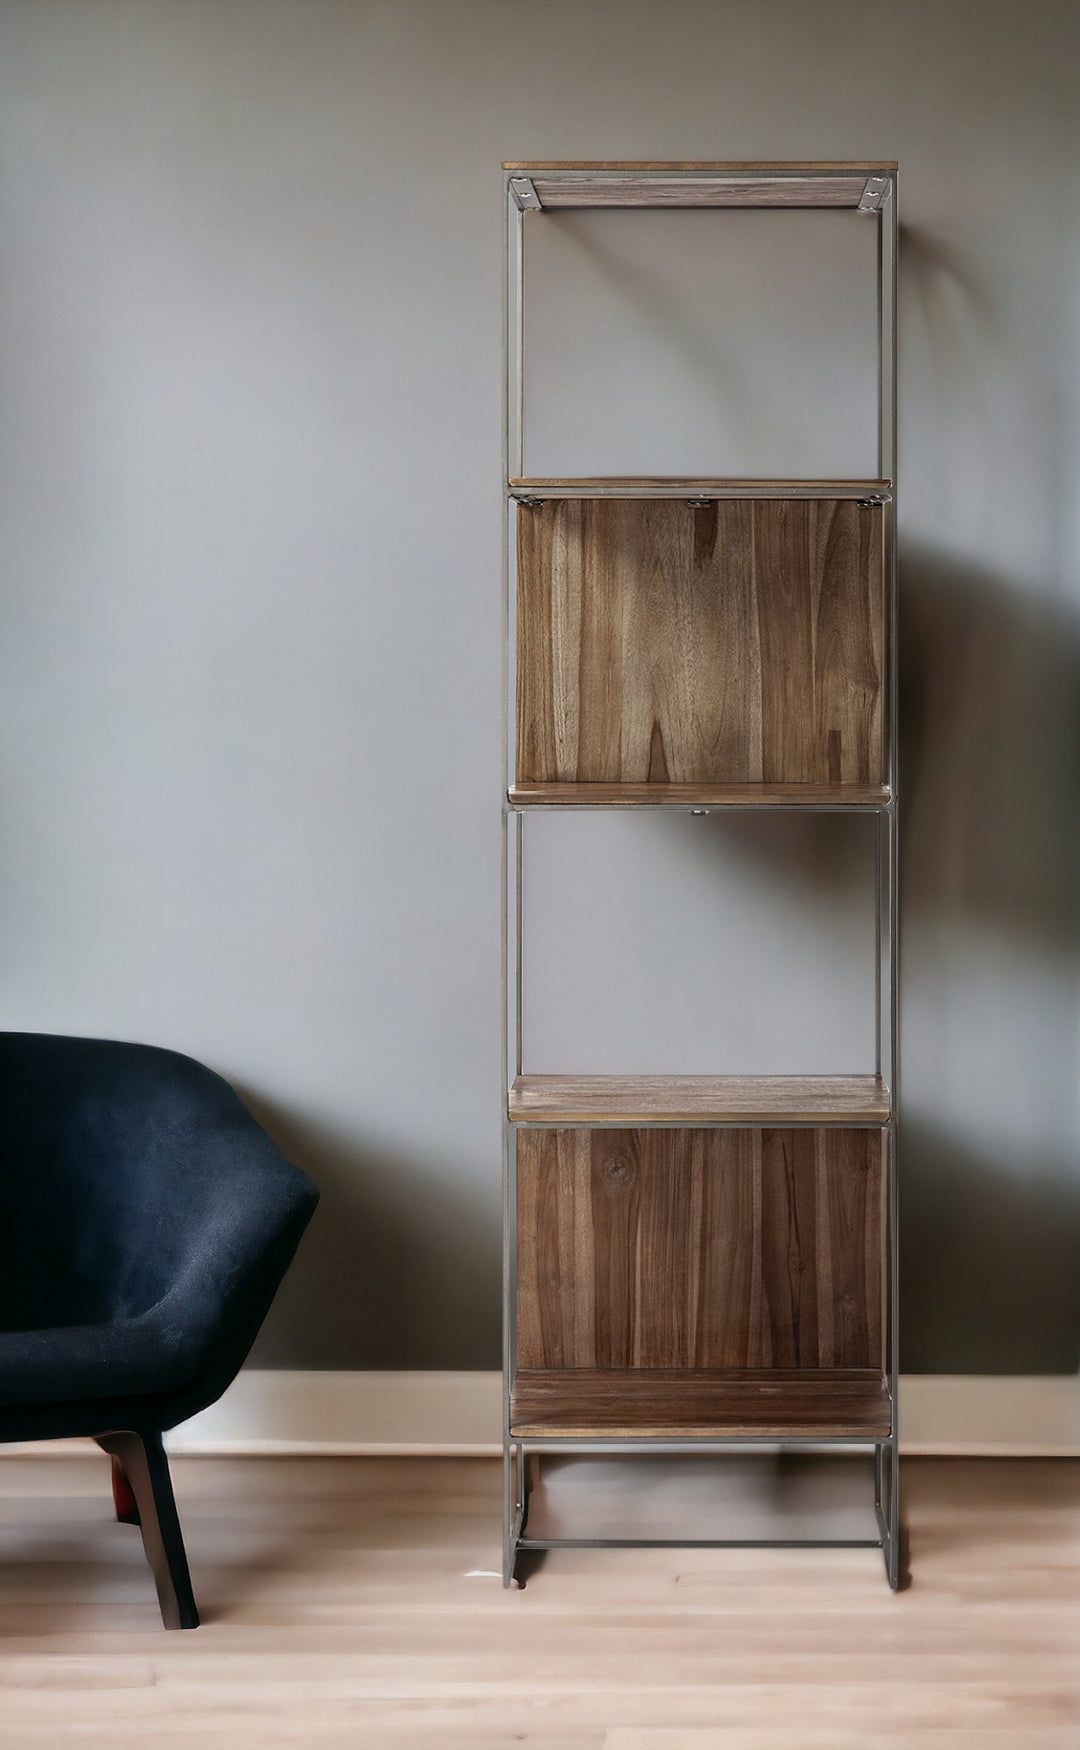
516, 1127, 883, 1371
516, 499, 883, 786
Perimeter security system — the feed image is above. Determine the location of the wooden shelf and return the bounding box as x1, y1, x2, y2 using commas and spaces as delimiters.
504, 164, 895, 212
509, 1074, 890, 1127
510, 1369, 892, 1440
509, 477, 891, 500
509, 782, 890, 810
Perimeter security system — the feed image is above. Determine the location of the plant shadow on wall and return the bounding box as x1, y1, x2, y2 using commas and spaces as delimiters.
227, 1093, 501, 1370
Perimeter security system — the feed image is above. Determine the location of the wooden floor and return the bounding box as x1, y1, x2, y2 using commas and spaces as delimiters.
0, 1454, 1077, 1747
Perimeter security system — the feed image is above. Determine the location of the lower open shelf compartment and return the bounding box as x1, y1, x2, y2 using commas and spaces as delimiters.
510, 1368, 892, 1440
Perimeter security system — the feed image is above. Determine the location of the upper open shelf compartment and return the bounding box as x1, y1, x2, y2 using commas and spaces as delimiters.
505, 162, 896, 212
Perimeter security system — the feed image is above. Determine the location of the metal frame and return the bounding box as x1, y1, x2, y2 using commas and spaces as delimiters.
509, 482, 890, 502
501, 164, 900, 1590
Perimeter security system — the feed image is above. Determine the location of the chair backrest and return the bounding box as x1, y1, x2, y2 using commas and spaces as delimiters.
0, 1033, 309, 1334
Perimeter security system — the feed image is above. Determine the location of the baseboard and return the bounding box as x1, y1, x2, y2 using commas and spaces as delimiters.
170, 1370, 502, 1457
6, 1371, 1078, 1460
897, 1374, 1080, 1458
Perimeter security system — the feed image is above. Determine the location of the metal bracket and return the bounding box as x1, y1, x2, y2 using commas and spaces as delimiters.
858, 175, 890, 213
509, 176, 542, 212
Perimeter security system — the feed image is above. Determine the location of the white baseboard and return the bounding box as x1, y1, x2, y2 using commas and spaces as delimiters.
168, 1369, 1080, 1458
170, 1370, 501, 1457
898, 1374, 1080, 1458
6, 1371, 1078, 1460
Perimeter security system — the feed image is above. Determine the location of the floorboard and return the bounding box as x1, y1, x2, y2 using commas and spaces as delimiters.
0, 1454, 1076, 1747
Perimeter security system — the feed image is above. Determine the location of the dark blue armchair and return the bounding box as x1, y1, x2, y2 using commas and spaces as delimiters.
0, 1033, 319, 1628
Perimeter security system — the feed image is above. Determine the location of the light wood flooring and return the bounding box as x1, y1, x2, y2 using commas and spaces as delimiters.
0, 1453, 1077, 1747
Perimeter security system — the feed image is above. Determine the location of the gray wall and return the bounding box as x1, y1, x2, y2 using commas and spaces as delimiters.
0, 0, 1076, 1373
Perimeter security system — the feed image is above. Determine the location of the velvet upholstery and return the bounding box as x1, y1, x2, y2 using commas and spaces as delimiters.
0, 1034, 318, 1455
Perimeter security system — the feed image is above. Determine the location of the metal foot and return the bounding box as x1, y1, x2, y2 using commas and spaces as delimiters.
874, 1437, 904, 1590
503, 1441, 530, 1588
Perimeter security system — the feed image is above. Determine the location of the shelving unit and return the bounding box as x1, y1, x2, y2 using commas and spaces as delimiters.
502, 162, 899, 1586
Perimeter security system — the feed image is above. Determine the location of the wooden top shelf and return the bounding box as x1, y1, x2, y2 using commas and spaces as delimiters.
509, 782, 891, 811
510, 1368, 892, 1440
504, 164, 896, 211
509, 1075, 891, 1127
509, 478, 891, 500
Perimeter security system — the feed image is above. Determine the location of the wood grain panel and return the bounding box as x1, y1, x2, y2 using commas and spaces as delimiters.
515, 1128, 883, 1371
516, 499, 883, 787
508, 781, 890, 807
530, 176, 872, 209
509, 1075, 891, 1126
504, 165, 895, 211
510, 1368, 891, 1438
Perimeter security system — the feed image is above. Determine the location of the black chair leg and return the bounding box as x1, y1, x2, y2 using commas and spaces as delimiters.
95, 1431, 200, 1629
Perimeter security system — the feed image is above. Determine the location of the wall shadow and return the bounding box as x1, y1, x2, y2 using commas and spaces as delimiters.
232, 1088, 501, 1370
897, 541, 1080, 1372
682, 536, 1080, 1372
900, 540, 1080, 952
902, 1116, 1080, 1373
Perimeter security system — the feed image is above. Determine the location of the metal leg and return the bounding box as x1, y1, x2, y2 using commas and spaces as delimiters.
873, 1433, 903, 1589
502, 1437, 514, 1587
518, 1444, 533, 1535
887, 1435, 902, 1589
503, 1440, 530, 1588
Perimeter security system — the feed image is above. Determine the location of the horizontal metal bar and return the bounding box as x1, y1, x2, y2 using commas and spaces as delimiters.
508, 483, 892, 503
506, 165, 896, 182
513, 1437, 883, 1452
507, 802, 891, 815
510, 1119, 890, 1132
516, 1536, 883, 1551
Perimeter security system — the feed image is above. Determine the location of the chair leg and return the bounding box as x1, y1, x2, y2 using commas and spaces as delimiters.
95, 1431, 199, 1630
109, 1453, 140, 1525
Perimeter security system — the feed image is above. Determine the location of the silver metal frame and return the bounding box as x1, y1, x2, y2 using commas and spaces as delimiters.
501, 164, 900, 1590
508, 482, 890, 502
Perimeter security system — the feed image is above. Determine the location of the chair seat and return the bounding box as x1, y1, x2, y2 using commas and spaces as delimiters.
0, 1299, 200, 1412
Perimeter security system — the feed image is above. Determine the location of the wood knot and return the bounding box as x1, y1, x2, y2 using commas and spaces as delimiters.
603, 1152, 634, 1187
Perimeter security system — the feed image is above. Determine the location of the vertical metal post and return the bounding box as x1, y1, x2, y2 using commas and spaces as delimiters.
878, 174, 901, 1588
501, 176, 525, 1586
875, 809, 883, 1078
